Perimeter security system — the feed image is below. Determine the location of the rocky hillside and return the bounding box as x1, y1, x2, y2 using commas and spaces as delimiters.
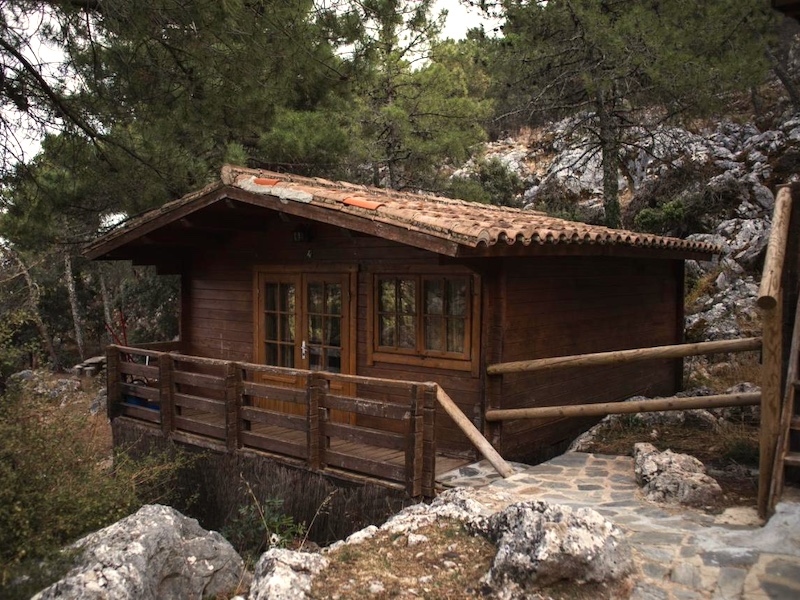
455, 110, 800, 349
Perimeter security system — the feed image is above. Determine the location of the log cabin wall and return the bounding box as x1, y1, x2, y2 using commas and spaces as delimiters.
179, 212, 481, 456
495, 255, 684, 462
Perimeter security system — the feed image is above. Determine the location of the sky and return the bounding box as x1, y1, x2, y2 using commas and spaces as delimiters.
434, 0, 503, 39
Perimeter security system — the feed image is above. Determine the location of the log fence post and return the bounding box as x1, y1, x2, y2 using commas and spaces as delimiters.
405, 385, 424, 498
106, 345, 122, 420
422, 385, 438, 497
759, 301, 784, 518
307, 373, 326, 471
158, 353, 174, 436
224, 362, 243, 452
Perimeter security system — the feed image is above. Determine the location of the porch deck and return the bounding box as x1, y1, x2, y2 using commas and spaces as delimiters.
107, 344, 472, 497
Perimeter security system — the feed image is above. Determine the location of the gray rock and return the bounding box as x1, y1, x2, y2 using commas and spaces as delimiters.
8, 369, 34, 381
33, 504, 247, 600
248, 548, 328, 600
634, 443, 722, 507
479, 501, 632, 597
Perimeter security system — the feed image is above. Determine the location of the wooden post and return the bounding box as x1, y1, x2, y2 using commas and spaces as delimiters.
106, 345, 122, 420
224, 362, 243, 452
486, 337, 763, 376
758, 186, 793, 310
435, 386, 514, 478
158, 353, 174, 436
307, 373, 325, 471
759, 301, 784, 519
405, 385, 424, 498
422, 385, 438, 497
485, 392, 761, 421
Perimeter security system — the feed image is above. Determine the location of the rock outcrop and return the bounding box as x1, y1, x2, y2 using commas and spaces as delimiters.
33, 504, 248, 600
248, 548, 329, 600
480, 501, 632, 599
634, 443, 723, 507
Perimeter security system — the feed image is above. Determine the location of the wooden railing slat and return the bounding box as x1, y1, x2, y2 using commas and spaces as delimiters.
322, 421, 406, 451
174, 392, 225, 414
174, 416, 226, 440
241, 406, 307, 431
120, 382, 159, 402
322, 394, 410, 420
173, 370, 226, 390
242, 381, 306, 404
323, 450, 406, 482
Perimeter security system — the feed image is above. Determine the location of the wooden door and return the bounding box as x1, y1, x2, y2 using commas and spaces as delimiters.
255, 271, 353, 417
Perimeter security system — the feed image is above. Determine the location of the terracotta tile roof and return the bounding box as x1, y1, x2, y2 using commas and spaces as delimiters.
223, 166, 719, 255
84, 165, 719, 260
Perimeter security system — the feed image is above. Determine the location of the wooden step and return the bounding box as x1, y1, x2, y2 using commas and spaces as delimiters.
785, 452, 800, 467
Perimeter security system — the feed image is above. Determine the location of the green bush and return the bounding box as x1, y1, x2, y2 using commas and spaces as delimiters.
222, 481, 306, 563
449, 157, 525, 207
0, 377, 195, 595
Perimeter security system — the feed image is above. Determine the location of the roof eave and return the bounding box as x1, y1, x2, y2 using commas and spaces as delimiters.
83, 181, 227, 260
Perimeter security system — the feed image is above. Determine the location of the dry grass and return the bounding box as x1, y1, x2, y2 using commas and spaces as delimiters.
311, 519, 632, 600
312, 521, 495, 599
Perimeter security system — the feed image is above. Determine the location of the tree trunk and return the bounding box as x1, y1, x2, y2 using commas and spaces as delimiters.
4, 247, 59, 369
597, 91, 622, 228
65, 253, 86, 360
767, 46, 800, 112
98, 266, 114, 340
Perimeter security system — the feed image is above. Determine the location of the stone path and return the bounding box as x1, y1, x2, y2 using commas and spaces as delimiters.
438, 452, 800, 600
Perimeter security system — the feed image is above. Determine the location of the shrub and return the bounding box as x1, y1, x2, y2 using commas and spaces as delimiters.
449, 157, 526, 207
0, 377, 195, 595
222, 480, 306, 563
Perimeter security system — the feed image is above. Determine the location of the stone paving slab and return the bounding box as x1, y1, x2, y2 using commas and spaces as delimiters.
437, 452, 800, 600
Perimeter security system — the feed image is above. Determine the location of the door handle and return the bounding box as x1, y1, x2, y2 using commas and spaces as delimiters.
301, 340, 308, 360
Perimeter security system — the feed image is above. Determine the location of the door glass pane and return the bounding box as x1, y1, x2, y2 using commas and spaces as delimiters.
280, 284, 295, 313
282, 314, 295, 343
265, 343, 278, 365
309, 315, 323, 344
265, 314, 277, 341
266, 284, 277, 311
263, 280, 296, 366
425, 316, 444, 351
308, 282, 323, 314
308, 346, 322, 371
281, 344, 295, 368
326, 284, 342, 314
327, 317, 341, 346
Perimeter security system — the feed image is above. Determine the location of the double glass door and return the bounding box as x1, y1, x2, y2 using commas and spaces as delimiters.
256, 271, 350, 375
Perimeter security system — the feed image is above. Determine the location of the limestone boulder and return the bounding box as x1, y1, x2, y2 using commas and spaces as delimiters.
479, 501, 632, 598
248, 548, 329, 600
33, 504, 248, 600
634, 443, 723, 507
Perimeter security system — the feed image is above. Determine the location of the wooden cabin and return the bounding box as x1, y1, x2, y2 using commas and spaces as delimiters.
86, 166, 716, 495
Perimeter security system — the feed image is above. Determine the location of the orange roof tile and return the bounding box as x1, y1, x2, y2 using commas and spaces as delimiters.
84, 165, 720, 260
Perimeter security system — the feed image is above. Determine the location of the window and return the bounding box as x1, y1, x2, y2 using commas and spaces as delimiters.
373, 274, 473, 362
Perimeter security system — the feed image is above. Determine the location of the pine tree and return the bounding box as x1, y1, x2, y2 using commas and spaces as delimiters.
493, 0, 774, 227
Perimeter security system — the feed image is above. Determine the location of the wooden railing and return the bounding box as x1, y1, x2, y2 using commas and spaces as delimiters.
485, 183, 798, 520
107, 345, 438, 497
485, 337, 763, 421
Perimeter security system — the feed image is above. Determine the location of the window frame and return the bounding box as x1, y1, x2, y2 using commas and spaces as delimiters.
368, 271, 480, 373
